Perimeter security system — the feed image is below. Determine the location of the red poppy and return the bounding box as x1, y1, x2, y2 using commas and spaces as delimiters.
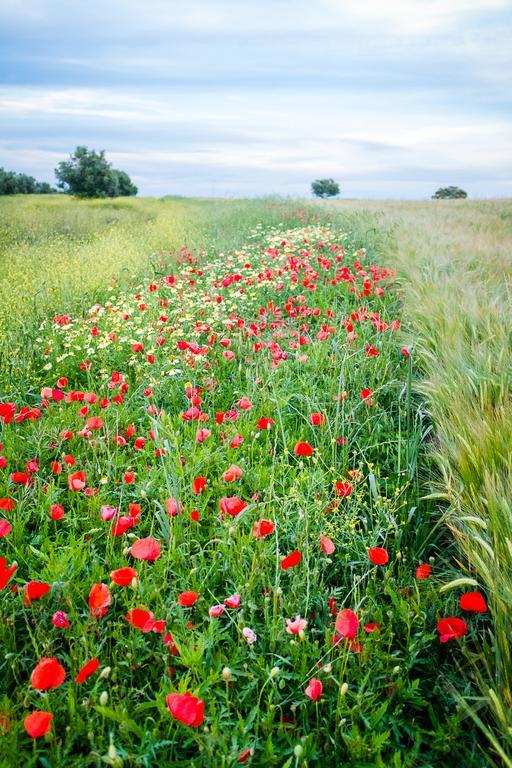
178, 591, 199, 607
335, 608, 359, 639
364, 622, 381, 634
88, 583, 111, 618
50, 504, 65, 521
293, 441, 314, 456
305, 677, 323, 701
24, 581, 51, 606
253, 519, 275, 538
281, 550, 302, 570
165, 498, 184, 516
320, 535, 335, 555
224, 593, 241, 609
335, 481, 353, 497
31, 658, 66, 690
110, 567, 138, 586
0, 557, 17, 590
75, 657, 99, 683
24, 711, 53, 738
219, 496, 247, 517
68, 471, 86, 491
86, 416, 104, 430
0, 519, 12, 539
237, 396, 253, 410
192, 477, 207, 495
416, 564, 431, 579
222, 464, 243, 482
309, 412, 325, 426
459, 591, 488, 613
126, 608, 155, 632
166, 692, 204, 727
130, 537, 161, 561
52, 610, 70, 629
0, 498, 15, 512
436, 617, 468, 643
368, 547, 389, 565
257, 417, 274, 430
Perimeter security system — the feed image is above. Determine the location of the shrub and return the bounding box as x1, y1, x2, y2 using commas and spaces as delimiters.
432, 186, 468, 199
311, 178, 340, 198
55, 146, 137, 198
0, 168, 56, 195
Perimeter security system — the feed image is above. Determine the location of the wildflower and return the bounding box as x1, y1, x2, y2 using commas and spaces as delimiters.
222, 464, 243, 482
178, 591, 199, 607
320, 535, 335, 554
31, 658, 66, 690
286, 615, 308, 634
24, 711, 53, 738
130, 537, 161, 561
242, 627, 257, 645
110, 567, 138, 586
224, 593, 241, 608
219, 496, 247, 517
436, 617, 468, 643
368, 547, 389, 565
281, 550, 302, 570
293, 441, 314, 456
52, 611, 70, 629
88, 583, 111, 618
459, 591, 488, 613
0, 557, 17, 590
24, 581, 51, 606
309, 412, 325, 426
68, 470, 86, 491
253, 519, 275, 538
416, 564, 431, 579
75, 658, 99, 684
305, 678, 323, 701
166, 692, 204, 727
335, 609, 359, 639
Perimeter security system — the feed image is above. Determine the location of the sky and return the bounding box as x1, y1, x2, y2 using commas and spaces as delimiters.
0, 0, 511, 198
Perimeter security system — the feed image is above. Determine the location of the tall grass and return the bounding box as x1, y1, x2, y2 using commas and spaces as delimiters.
327, 198, 512, 763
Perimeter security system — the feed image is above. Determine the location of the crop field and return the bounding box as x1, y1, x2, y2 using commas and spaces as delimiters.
0, 196, 511, 767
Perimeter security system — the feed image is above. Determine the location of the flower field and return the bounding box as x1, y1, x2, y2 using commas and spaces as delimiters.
0, 202, 500, 766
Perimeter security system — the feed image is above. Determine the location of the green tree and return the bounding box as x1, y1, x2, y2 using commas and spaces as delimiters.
311, 178, 340, 198
0, 168, 55, 195
432, 186, 468, 199
55, 146, 137, 198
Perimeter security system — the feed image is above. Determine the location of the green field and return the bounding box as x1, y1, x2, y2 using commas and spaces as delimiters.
0, 195, 511, 767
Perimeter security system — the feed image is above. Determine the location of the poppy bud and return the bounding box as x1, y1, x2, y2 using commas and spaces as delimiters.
99, 691, 108, 706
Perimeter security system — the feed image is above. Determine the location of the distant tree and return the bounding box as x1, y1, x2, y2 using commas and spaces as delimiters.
311, 178, 340, 198
0, 167, 56, 195
55, 146, 137, 198
432, 186, 468, 199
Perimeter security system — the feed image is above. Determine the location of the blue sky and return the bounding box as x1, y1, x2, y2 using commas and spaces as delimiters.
0, 0, 511, 198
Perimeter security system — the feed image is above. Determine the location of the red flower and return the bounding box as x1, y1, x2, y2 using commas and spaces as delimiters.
281, 550, 302, 570
126, 608, 155, 632
309, 412, 325, 426
0, 519, 12, 539
52, 610, 70, 629
166, 692, 204, 727
75, 658, 99, 684
293, 441, 314, 456
368, 547, 389, 565
257, 417, 274, 430
219, 496, 247, 517
68, 470, 86, 491
459, 591, 488, 613
0, 498, 15, 512
0, 556, 17, 590
436, 617, 468, 643
192, 477, 207, 495
335, 481, 353, 497
130, 537, 161, 561
364, 622, 381, 634
335, 608, 359, 639
50, 504, 65, 521
178, 591, 199, 607
253, 519, 275, 538
320, 535, 335, 555
31, 658, 66, 690
110, 566, 138, 586
416, 564, 431, 579
86, 416, 103, 430
88, 583, 111, 618
24, 581, 51, 606
24, 711, 53, 738
165, 497, 184, 516
222, 464, 243, 482
305, 677, 323, 701
224, 593, 241, 609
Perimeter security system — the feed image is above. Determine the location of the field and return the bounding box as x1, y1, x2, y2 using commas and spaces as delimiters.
0, 195, 511, 767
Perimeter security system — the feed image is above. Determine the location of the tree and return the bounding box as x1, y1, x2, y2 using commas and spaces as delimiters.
311, 178, 340, 198
432, 186, 468, 199
55, 146, 137, 198
0, 167, 56, 195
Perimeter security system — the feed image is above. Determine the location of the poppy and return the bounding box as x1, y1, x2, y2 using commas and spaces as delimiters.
335, 609, 359, 639
281, 550, 302, 570
24, 581, 51, 606
460, 591, 488, 613
165, 498, 184, 516
257, 417, 274, 430
0, 498, 15, 512
436, 617, 468, 643
130, 537, 161, 561
50, 504, 65, 521
0, 557, 17, 590
253, 519, 275, 538
166, 692, 204, 727
224, 593, 241, 609
31, 658, 66, 690
237, 396, 253, 410
219, 497, 247, 517
192, 477, 207, 495
75, 658, 99, 684
335, 481, 353, 497
178, 591, 199, 607
305, 678, 323, 701
222, 464, 243, 482
209, 604, 225, 617
320, 535, 335, 555
364, 623, 381, 634
0, 519, 12, 539
52, 611, 70, 629
88, 583, 111, 618
24, 711, 53, 738
293, 441, 314, 456
86, 417, 104, 430
126, 608, 155, 632
110, 567, 138, 586
368, 547, 389, 565
416, 564, 431, 579
309, 413, 325, 426
68, 471, 86, 491
286, 615, 307, 634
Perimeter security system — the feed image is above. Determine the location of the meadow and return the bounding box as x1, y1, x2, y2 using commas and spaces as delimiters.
0, 195, 511, 767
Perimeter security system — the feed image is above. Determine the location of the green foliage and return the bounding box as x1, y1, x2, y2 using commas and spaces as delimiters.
0, 167, 56, 195
55, 146, 138, 198
311, 178, 340, 198
432, 186, 468, 199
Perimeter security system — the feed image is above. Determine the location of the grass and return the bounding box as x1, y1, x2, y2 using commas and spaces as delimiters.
0, 194, 510, 766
